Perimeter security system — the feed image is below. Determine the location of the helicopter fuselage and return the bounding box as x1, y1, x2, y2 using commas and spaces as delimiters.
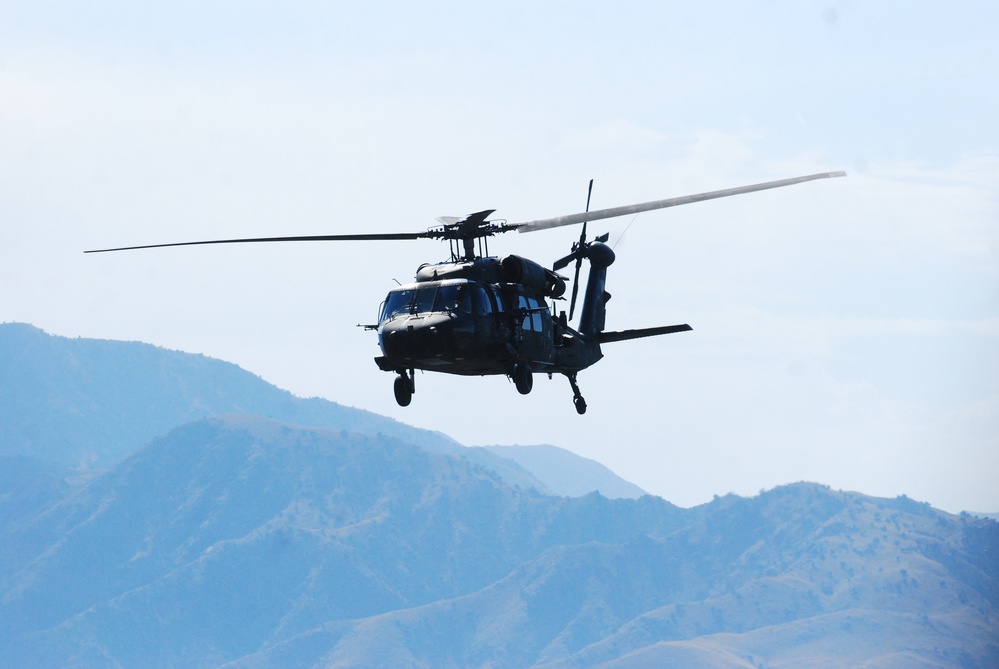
374, 255, 581, 378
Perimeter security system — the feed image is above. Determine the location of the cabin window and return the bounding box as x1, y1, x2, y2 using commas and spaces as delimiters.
526, 297, 544, 331
488, 286, 504, 313
519, 296, 546, 332
473, 285, 492, 316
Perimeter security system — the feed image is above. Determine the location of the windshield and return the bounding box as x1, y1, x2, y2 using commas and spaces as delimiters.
380, 282, 470, 320
382, 288, 417, 320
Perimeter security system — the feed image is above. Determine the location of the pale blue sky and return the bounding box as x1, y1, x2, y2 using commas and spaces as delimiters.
2, 1, 996, 512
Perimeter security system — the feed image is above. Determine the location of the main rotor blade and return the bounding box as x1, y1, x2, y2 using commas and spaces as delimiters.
515, 171, 846, 233
85, 231, 431, 253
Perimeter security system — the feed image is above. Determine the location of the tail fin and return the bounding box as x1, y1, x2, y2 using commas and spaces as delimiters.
577, 242, 616, 339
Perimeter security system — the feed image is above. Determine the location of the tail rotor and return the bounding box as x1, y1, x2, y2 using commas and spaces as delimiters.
553, 179, 594, 322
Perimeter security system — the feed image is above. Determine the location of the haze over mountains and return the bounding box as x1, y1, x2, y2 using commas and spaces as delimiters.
1, 323, 996, 668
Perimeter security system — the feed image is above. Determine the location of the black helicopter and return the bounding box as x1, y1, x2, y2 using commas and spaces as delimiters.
88, 171, 845, 414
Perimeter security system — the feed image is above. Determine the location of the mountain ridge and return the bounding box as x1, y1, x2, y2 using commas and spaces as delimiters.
0, 322, 458, 464
0, 323, 641, 499
481, 444, 648, 499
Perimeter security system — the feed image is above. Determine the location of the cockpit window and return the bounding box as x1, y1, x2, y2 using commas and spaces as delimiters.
433, 283, 470, 313
382, 288, 417, 320
414, 285, 438, 313
380, 282, 471, 321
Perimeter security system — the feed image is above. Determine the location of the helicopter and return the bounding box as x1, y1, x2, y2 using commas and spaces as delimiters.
87, 170, 845, 414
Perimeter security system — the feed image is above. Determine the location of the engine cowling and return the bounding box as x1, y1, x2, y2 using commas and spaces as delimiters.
500, 255, 566, 298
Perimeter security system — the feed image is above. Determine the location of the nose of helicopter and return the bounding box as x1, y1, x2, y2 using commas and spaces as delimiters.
378, 314, 462, 363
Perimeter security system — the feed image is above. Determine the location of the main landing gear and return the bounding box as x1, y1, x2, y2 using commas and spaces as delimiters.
393, 369, 415, 407
512, 363, 533, 395
394, 365, 586, 415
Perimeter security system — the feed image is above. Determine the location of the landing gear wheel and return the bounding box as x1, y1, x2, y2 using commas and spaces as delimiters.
393, 373, 413, 407
513, 364, 533, 395
567, 373, 587, 414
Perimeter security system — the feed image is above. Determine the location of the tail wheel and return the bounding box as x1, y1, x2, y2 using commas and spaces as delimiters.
567, 373, 587, 414
513, 363, 533, 395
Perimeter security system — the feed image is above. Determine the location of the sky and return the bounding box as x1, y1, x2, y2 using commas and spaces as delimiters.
2, 1, 997, 513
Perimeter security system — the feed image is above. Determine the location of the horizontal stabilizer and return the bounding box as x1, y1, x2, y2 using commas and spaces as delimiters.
598, 324, 692, 344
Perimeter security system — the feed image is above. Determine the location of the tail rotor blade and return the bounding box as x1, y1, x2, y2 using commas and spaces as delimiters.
553, 252, 576, 271
568, 261, 582, 321
567, 179, 594, 322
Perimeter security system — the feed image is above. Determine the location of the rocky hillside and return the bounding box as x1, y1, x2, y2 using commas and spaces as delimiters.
1, 417, 995, 668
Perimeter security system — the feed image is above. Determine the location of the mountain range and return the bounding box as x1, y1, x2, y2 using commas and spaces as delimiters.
0, 322, 641, 499
1, 323, 996, 667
